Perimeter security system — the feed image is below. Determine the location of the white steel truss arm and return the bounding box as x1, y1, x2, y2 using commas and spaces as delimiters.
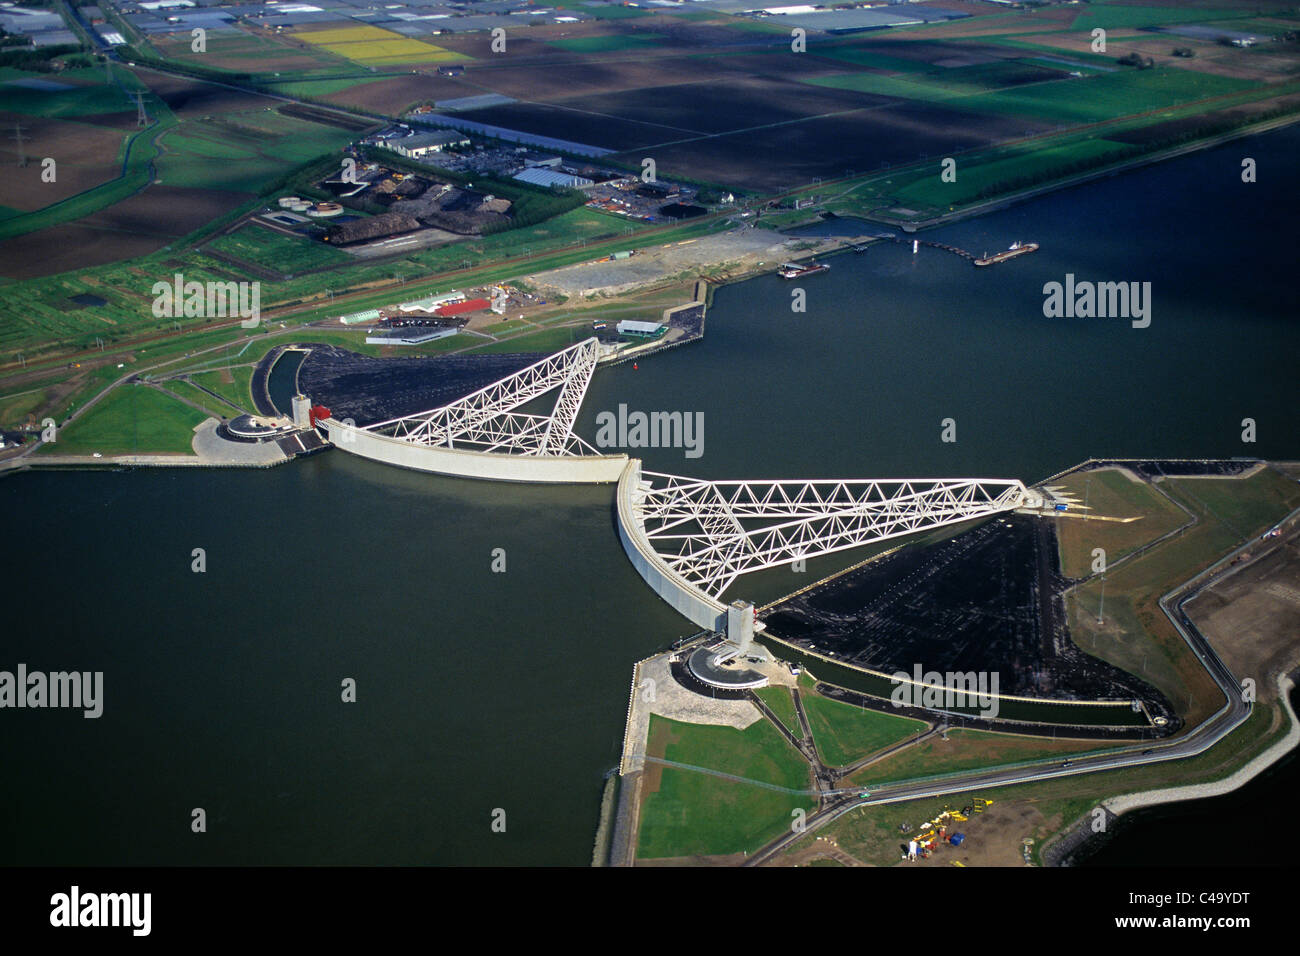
635, 474, 1027, 598
538, 337, 598, 455
364, 337, 601, 455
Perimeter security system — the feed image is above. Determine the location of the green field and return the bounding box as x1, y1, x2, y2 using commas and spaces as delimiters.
637, 714, 815, 858
0, 386, 50, 427
801, 692, 926, 768
0, 255, 260, 358
0, 362, 124, 428
647, 714, 810, 790
207, 224, 351, 275
157, 379, 229, 418
151, 30, 351, 78
1165, 471, 1300, 541
851, 728, 1104, 787
1067, 466, 1300, 728
755, 686, 800, 738
811, 58, 1073, 102
0, 112, 175, 242
40, 384, 205, 455
956, 67, 1256, 123
263, 76, 394, 98
1055, 467, 1190, 578
0, 68, 147, 118
888, 137, 1130, 209
156, 111, 357, 192
638, 766, 814, 858
189, 365, 255, 411
1072, 4, 1244, 31
467, 326, 587, 354
813, 64, 1254, 125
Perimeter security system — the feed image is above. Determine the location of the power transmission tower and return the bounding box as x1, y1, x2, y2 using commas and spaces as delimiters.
134, 92, 149, 128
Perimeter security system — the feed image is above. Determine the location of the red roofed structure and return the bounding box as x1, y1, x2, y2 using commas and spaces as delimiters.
435, 298, 491, 317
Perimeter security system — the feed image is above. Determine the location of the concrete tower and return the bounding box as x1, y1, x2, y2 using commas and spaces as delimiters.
727, 600, 755, 656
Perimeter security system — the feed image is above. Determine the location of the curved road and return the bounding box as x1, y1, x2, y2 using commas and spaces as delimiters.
741, 517, 1289, 865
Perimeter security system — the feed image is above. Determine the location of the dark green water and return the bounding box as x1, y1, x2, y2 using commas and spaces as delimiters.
2, 127, 1296, 865
266, 349, 306, 415
1078, 686, 1299, 867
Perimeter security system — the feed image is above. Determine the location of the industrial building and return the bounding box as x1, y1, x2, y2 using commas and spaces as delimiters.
512, 167, 593, 190
387, 130, 472, 159
616, 320, 666, 338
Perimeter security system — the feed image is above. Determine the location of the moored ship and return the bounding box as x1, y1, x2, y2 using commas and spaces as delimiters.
974, 241, 1038, 267
779, 261, 830, 279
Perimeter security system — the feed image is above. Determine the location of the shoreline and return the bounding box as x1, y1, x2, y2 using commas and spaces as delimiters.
862, 111, 1300, 234
1044, 671, 1299, 867
612, 470, 1298, 866
9, 109, 1297, 381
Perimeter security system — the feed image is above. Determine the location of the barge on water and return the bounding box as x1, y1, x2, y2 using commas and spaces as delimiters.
779, 261, 830, 279
974, 241, 1038, 267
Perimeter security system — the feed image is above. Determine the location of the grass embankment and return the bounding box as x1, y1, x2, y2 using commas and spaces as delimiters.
850, 728, 1106, 788
0, 71, 173, 242
1054, 467, 1189, 578
801, 692, 925, 768
38, 384, 205, 456
206, 223, 353, 275
0, 361, 123, 429
814, 692, 1293, 866
156, 379, 229, 419
189, 366, 255, 411
637, 714, 814, 859
1066, 466, 1300, 729
155, 110, 356, 193
754, 686, 800, 738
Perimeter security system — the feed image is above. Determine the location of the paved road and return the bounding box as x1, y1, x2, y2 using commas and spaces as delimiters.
741, 516, 1293, 865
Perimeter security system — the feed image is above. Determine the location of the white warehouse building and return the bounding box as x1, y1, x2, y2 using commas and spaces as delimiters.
512, 167, 593, 190
387, 130, 471, 158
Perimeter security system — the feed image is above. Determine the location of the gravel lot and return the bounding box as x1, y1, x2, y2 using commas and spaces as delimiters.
526, 226, 834, 298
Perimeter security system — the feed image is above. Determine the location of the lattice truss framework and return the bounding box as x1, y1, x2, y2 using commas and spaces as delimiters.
633, 473, 1028, 599
366, 337, 601, 456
